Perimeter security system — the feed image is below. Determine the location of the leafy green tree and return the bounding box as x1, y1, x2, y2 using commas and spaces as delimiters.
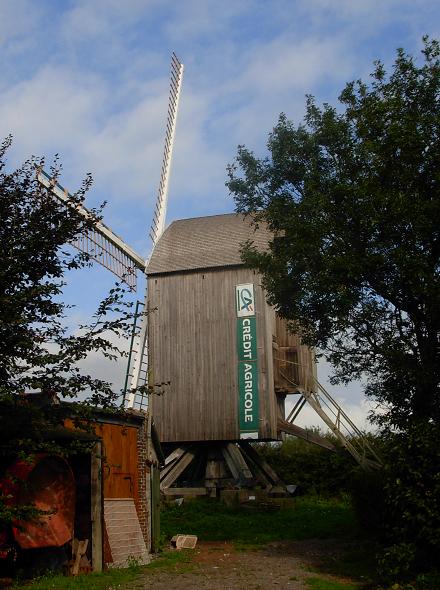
227, 38, 440, 577
257, 433, 358, 497
0, 137, 134, 531
227, 38, 440, 431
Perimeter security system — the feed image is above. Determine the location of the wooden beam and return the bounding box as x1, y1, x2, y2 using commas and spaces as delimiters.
221, 444, 254, 485
164, 446, 187, 466
162, 487, 207, 496
150, 466, 161, 553
160, 450, 195, 489
221, 446, 240, 481
226, 443, 253, 481
90, 442, 103, 573
238, 446, 271, 489
239, 440, 283, 485
160, 446, 189, 481
277, 419, 337, 452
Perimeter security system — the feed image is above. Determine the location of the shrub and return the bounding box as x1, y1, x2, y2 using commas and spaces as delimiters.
256, 432, 357, 497
378, 423, 440, 579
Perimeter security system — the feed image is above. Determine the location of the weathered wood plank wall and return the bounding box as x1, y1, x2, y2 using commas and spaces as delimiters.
149, 265, 316, 445
149, 267, 277, 442
273, 315, 316, 393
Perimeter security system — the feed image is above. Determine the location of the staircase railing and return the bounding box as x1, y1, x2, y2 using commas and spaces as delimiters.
275, 357, 382, 470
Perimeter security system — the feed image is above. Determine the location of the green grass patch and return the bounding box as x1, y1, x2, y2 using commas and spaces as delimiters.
306, 577, 358, 590
161, 497, 357, 547
147, 549, 194, 573
13, 564, 143, 590
13, 551, 195, 589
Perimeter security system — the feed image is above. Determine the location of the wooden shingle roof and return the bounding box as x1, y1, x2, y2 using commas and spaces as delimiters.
146, 213, 271, 275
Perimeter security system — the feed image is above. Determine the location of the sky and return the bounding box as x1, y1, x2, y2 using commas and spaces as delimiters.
1, 0, 438, 433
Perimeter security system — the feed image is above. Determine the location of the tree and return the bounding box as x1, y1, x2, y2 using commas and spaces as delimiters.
227, 38, 440, 577
0, 137, 135, 532
227, 38, 440, 431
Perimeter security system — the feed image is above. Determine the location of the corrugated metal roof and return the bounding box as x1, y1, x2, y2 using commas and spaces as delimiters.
146, 213, 271, 275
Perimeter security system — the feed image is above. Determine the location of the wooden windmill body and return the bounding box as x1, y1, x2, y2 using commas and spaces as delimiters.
147, 213, 316, 445
144, 213, 363, 495
38, 55, 381, 498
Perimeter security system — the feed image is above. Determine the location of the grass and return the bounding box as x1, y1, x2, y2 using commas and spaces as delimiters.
14, 497, 372, 589
161, 496, 358, 547
146, 548, 194, 572
160, 497, 378, 587
13, 551, 194, 589
12, 565, 142, 589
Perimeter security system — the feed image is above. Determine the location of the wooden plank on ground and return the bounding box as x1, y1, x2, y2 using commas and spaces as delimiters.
162, 487, 207, 496
72, 539, 88, 576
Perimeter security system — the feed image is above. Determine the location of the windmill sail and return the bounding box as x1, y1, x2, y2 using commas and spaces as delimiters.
125, 53, 184, 408
37, 169, 145, 290
149, 53, 184, 245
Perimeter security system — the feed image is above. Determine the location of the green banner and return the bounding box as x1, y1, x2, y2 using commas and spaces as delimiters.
236, 316, 259, 434
236, 317, 257, 361
238, 360, 259, 432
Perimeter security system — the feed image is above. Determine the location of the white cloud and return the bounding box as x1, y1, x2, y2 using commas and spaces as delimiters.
0, 0, 40, 48
60, 0, 160, 41
78, 89, 168, 201
0, 66, 104, 164
163, 0, 250, 41
240, 36, 352, 96
76, 340, 128, 396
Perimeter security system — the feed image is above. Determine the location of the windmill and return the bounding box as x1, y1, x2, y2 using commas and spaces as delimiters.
38, 54, 381, 495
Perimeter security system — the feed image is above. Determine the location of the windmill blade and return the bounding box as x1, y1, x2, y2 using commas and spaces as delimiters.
149, 52, 184, 245
37, 169, 145, 290
126, 53, 184, 409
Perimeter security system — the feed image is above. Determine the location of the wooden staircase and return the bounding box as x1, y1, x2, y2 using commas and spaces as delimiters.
279, 376, 382, 470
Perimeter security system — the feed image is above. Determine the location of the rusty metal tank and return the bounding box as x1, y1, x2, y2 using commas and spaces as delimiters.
1, 454, 75, 549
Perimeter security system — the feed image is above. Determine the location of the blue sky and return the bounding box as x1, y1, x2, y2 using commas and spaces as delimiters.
1, 0, 439, 429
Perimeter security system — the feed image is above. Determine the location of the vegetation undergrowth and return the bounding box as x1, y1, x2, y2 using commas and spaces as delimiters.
161, 496, 358, 546
12, 564, 143, 590
257, 435, 359, 497
12, 550, 194, 589
160, 497, 382, 587
314, 541, 378, 583
19, 497, 440, 589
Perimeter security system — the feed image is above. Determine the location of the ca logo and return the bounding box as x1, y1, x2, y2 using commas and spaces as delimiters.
236, 284, 255, 317
240, 288, 253, 311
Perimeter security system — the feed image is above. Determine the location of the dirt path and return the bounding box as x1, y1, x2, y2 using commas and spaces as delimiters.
124, 539, 358, 589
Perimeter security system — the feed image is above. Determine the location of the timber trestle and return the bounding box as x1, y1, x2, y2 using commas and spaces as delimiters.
160, 441, 285, 497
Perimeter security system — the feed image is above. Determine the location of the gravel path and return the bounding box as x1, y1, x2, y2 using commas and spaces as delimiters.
124, 539, 358, 590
